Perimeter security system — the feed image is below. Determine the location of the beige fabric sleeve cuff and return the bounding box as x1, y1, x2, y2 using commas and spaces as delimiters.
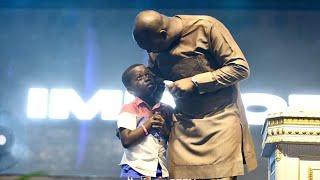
192, 72, 218, 94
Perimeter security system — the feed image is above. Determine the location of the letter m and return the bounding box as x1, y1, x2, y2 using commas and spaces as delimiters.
48, 89, 122, 120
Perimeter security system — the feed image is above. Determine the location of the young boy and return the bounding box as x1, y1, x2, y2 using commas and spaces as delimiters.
117, 64, 173, 179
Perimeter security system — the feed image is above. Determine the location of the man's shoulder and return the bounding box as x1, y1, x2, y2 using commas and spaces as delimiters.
176, 15, 221, 37
176, 15, 220, 25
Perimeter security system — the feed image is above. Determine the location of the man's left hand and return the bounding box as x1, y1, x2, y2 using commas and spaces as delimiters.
168, 77, 196, 98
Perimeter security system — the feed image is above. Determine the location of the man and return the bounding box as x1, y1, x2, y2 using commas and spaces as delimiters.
133, 10, 257, 179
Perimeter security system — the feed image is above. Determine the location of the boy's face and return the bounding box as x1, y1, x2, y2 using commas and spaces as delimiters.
128, 65, 156, 98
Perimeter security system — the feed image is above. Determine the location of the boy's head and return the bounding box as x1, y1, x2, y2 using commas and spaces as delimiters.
122, 64, 157, 98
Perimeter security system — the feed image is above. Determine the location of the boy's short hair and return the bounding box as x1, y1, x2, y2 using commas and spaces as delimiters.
122, 64, 144, 89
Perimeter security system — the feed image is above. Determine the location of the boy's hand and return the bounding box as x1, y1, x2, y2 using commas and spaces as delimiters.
151, 113, 165, 129
144, 113, 165, 130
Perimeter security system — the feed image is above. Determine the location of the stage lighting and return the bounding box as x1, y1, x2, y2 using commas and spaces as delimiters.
0, 126, 14, 154
242, 93, 287, 125
0, 125, 16, 172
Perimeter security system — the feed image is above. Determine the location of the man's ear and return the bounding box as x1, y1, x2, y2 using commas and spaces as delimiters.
159, 30, 167, 39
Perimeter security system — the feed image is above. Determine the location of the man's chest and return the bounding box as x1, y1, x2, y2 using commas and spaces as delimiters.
153, 51, 217, 81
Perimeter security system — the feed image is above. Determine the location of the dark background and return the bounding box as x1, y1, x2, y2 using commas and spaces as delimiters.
0, 0, 320, 179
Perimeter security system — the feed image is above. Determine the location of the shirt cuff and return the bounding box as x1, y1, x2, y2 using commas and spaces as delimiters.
192, 72, 217, 94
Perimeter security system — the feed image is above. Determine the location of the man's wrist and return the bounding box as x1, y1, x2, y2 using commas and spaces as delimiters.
191, 76, 200, 93
191, 75, 206, 94
191, 76, 199, 87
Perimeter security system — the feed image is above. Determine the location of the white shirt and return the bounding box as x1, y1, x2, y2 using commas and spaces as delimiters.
117, 98, 172, 177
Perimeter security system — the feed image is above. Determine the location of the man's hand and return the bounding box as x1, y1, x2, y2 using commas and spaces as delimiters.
167, 77, 196, 98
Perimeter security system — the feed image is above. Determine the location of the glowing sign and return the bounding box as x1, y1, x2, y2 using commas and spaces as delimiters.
27, 88, 122, 120
26, 88, 320, 125
27, 88, 49, 119
288, 94, 320, 110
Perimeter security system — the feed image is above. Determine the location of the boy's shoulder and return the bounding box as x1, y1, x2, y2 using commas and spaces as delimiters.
120, 102, 139, 114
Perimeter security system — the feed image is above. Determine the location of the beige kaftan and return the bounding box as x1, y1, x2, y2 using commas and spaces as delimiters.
148, 15, 257, 179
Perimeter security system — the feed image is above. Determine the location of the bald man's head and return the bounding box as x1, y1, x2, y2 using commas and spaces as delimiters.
134, 10, 163, 34
133, 10, 172, 53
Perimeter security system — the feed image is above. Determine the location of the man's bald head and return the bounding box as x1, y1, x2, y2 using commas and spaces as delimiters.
133, 10, 172, 53
134, 10, 164, 35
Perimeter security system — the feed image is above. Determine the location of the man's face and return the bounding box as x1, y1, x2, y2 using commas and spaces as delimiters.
137, 33, 171, 53
128, 65, 156, 98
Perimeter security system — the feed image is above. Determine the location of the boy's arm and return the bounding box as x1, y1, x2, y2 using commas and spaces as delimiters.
118, 122, 150, 148
119, 114, 164, 148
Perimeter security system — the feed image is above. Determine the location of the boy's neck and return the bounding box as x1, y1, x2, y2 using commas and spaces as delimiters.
139, 96, 157, 108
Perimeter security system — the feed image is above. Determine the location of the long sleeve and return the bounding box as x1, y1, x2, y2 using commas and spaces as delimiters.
193, 24, 250, 93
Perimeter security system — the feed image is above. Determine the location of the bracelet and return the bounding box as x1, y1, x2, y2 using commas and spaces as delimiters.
141, 124, 148, 136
